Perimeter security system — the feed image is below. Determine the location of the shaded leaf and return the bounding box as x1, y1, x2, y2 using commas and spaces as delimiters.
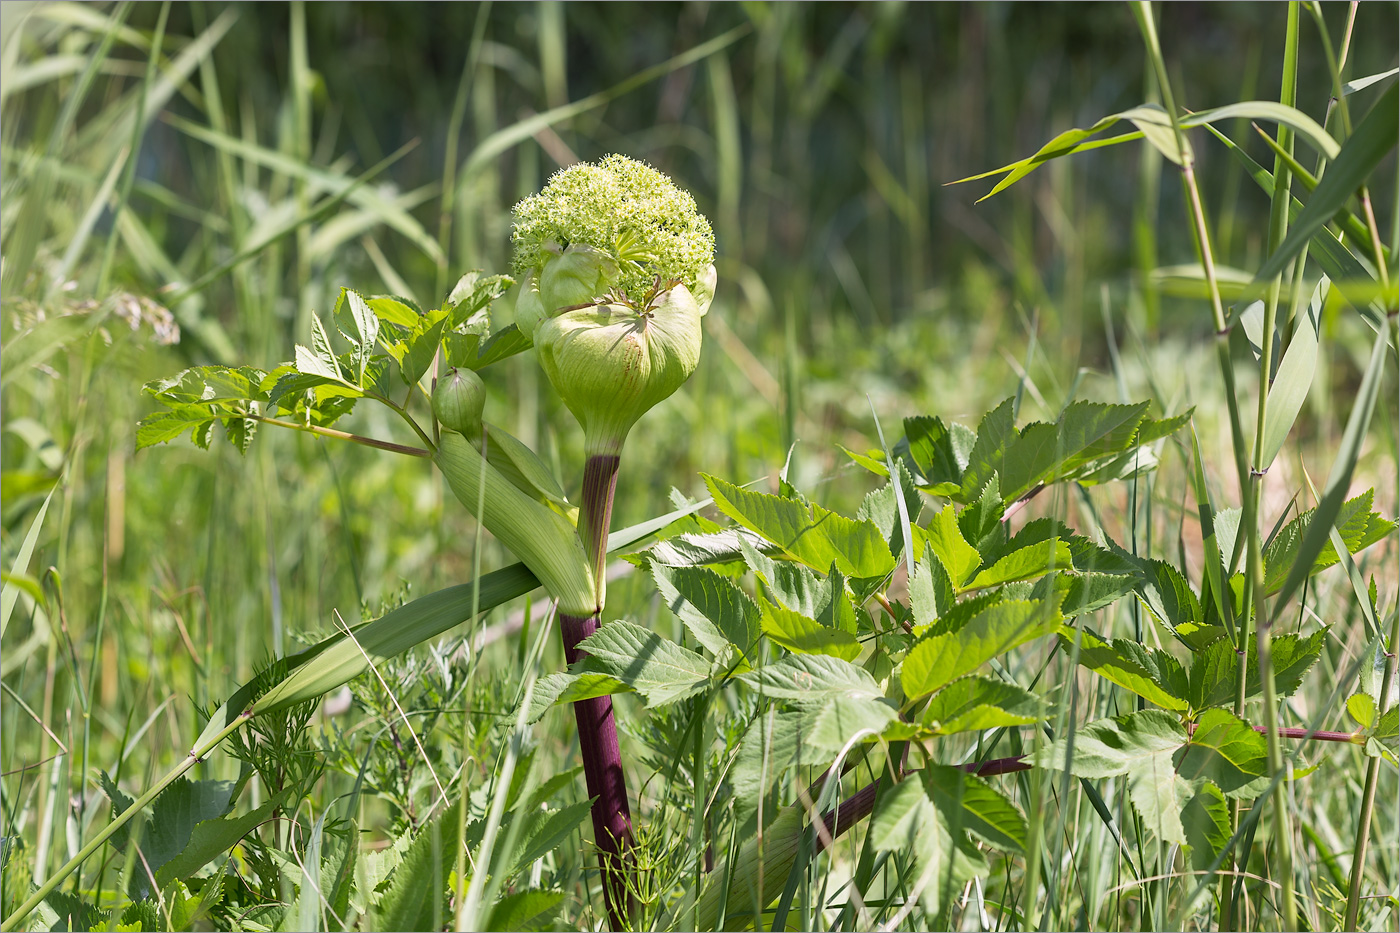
904, 415, 975, 491
1182, 782, 1231, 873
486, 890, 564, 933
802, 696, 898, 752
1064, 627, 1190, 712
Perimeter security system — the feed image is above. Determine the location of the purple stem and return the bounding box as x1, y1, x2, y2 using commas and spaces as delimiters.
560, 454, 634, 929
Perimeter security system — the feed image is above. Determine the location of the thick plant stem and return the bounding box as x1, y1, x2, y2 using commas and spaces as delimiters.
560, 453, 634, 930
1344, 606, 1400, 931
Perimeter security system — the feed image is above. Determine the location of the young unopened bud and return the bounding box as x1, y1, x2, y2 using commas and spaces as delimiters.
432, 367, 486, 437
535, 283, 704, 457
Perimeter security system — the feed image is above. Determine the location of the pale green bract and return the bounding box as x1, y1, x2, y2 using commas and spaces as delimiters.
511, 153, 716, 309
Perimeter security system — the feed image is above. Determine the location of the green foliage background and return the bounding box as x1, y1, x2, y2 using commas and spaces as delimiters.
1, 2, 1395, 930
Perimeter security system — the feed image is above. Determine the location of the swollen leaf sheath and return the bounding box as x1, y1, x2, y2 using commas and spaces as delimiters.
435, 431, 596, 615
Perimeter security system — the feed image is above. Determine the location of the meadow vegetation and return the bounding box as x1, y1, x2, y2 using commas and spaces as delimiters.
1, 3, 1397, 931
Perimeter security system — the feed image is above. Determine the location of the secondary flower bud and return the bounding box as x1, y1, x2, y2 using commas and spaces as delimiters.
534, 283, 705, 457
432, 367, 486, 437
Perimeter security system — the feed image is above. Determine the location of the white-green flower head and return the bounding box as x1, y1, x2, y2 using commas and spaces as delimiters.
535, 284, 705, 457
511, 154, 716, 333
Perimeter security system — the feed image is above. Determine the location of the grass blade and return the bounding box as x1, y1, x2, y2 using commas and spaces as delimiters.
0, 484, 58, 637
1253, 81, 1398, 286
1258, 279, 1323, 470
1270, 321, 1389, 616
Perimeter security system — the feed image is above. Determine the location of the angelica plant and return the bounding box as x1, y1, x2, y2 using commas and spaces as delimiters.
504, 154, 718, 925
1, 158, 720, 933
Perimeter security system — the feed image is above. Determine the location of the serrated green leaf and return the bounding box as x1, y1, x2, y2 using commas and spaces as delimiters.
926, 503, 981, 589
508, 800, 592, 874
760, 600, 861, 661
1174, 709, 1268, 798
958, 474, 1005, 553
857, 459, 924, 559
1036, 709, 1191, 845
1062, 572, 1141, 619
922, 674, 1045, 734
1182, 782, 1231, 873
337, 289, 380, 380
222, 416, 257, 454
442, 331, 482, 369
967, 538, 1072, 590
485, 889, 564, 933
365, 295, 419, 328
651, 562, 760, 661
1263, 490, 1397, 593
296, 314, 342, 381
641, 527, 769, 568
904, 415, 975, 489
959, 399, 1017, 500
155, 797, 282, 889
803, 696, 898, 752
1064, 627, 1190, 711
136, 407, 218, 450
703, 474, 895, 578
998, 401, 1150, 501
1376, 706, 1399, 743
1347, 692, 1377, 729
925, 765, 1027, 853
445, 271, 513, 329
902, 599, 1059, 699
1137, 559, 1204, 631
527, 670, 630, 723
909, 542, 955, 626
99, 777, 236, 899
1186, 630, 1325, 709
471, 324, 531, 370
376, 801, 459, 932
400, 315, 447, 387
737, 654, 882, 703
739, 538, 827, 619
574, 620, 710, 706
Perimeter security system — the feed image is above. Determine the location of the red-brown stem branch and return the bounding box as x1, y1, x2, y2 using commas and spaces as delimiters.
561, 454, 633, 930
815, 722, 1365, 852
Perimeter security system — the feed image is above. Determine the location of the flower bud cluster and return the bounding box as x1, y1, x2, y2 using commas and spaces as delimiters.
511, 155, 718, 456
511, 154, 715, 309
